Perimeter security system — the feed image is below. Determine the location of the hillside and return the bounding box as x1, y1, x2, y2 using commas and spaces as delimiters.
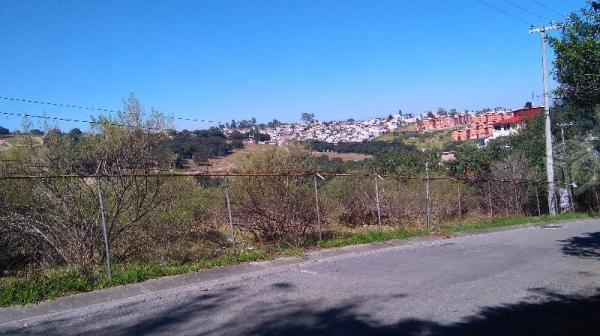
376, 125, 453, 151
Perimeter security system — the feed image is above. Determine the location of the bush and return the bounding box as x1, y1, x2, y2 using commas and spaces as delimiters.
322, 176, 377, 227
229, 145, 319, 245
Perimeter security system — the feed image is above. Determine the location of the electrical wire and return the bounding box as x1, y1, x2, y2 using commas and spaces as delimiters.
475, 0, 531, 25
0, 111, 163, 131
527, 0, 566, 18
506, 0, 548, 21
0, 96, 222, 124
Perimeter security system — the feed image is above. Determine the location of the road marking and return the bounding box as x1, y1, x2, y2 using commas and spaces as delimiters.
299, 269, 318, 275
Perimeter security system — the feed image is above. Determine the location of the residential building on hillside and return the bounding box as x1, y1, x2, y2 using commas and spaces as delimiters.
451, 106, 543, 142
224, 113, 412, 144
416, 114, 471, 131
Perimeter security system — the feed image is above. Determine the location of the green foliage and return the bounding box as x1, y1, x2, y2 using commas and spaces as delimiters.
0, 249, 268, 307
319, 228, 427, 248
165, 127, 233, 164
373, 148, 440, 175
308, 140, 416, 156
550, 4, 600, 109
447, 115, 546, 181
315, 155, 371, 173
378, 129, 453, 151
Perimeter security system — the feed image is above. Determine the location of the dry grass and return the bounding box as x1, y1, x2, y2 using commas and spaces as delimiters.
203, 143, 268, 172
377, 128, 453, 150
312, 151, 372, 161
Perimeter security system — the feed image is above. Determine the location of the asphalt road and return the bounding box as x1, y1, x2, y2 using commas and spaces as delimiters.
2, 219, 600, 335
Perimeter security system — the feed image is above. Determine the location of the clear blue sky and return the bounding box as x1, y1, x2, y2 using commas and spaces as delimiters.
0, 0, 587, 131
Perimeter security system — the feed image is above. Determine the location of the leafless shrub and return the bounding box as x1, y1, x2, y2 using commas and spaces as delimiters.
229, 144, 318, 245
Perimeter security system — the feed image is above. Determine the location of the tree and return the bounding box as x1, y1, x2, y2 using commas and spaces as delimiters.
550, 3, 600, 109
67, 128, 83, 139
3, 94, 177, 269
301, 113, 315, 124
0, 126, 9, 136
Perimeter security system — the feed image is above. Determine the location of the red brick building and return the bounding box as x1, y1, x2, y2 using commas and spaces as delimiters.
416, 114, 471, 132
451, 106, 542, 142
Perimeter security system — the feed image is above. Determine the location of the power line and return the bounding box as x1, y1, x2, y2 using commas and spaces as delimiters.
527, 0, 566, 18
506, 0, 548, 21
475, 0, 530, 25
0, 96, 118, 113
0, 111, 163, 131
0, 96, 222, 124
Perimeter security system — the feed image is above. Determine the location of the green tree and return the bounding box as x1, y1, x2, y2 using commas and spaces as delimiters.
550, 3, 600, 109
301, 113, 315, 124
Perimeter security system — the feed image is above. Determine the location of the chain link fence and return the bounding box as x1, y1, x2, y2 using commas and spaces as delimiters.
0, 170, 587, 279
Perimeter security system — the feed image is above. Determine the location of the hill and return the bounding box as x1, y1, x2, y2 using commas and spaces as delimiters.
376, 125, 453, 151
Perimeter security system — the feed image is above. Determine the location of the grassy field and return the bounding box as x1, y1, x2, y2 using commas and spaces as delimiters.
377, 127, 453, 151
0, 212, 591, 307
312, 151, 372, 161
199, 143, 372, 172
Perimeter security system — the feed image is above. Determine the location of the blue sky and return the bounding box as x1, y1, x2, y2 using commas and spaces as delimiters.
0, 0, 587, 131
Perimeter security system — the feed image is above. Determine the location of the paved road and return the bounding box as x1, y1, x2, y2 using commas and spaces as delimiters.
2, 219, 600, 335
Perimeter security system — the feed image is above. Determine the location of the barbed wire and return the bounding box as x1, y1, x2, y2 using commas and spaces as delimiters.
0, 169, 550, 184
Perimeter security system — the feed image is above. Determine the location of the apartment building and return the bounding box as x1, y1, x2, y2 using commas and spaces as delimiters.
451, 106, 543, 142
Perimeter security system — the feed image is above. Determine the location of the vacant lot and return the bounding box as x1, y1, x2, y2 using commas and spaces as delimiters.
377, 127, 453, 150
312, 151, 372, 161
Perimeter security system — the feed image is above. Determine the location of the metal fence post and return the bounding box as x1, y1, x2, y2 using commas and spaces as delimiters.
313, 174, 323, 241
425, 162, 431, 229
223, 177, 237, 253
487, 179, 493, 218
535, 184, 541, 216
96, 176, 112, 281
457, 179, 462, 219
374, 174, 382, 229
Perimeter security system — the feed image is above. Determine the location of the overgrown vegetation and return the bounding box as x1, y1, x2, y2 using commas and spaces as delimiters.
0, 212, 590, 307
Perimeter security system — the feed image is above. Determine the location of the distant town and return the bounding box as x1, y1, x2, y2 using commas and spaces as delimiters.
222, 103, 543, 145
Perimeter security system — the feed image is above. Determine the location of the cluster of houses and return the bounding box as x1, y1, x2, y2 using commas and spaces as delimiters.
415, 104, 543, 143
450, 106, 543, 142
227, 114, 417, 144
223, 103, 541, 147
416, 114, 472, 131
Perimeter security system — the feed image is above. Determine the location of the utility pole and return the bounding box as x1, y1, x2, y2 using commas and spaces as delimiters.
530, 23, 562, 215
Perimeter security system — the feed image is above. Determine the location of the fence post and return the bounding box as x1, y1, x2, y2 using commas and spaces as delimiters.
96, 176, 112, 281
313, 174, 323, 241
535, 184, 541, 216
425, 162, 431, 229
487, 179, 493, 218
374, 174, 382, 229
223, 177, 237, 253
457, 179, 462, 219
